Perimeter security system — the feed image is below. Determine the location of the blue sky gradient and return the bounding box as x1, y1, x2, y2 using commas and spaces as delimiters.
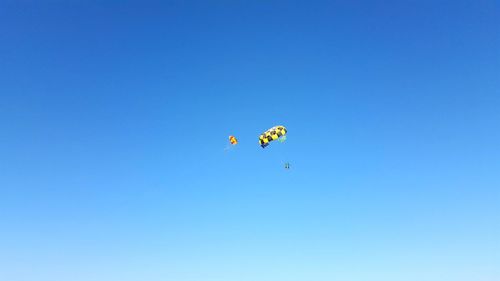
1, 1, 499, 280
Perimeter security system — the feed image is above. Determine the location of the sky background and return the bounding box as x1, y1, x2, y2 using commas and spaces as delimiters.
1, 1, 499, 280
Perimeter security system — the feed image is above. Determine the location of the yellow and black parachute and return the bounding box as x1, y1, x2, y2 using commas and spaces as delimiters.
259, 125, 287, 148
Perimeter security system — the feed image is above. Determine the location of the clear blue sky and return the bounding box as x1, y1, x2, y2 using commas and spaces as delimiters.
1, 1, 499, 280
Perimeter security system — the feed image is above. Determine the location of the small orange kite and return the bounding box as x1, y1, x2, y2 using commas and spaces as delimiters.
229, 135, 238, 145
